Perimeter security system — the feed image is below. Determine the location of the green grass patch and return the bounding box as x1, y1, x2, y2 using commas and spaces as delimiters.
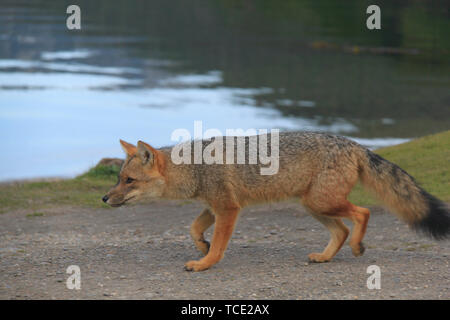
0, 164, 120, 213
0, 130, 448, 212
26, 212, 45, 218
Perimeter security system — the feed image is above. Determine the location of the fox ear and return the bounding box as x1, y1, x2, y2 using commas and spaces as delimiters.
137, 140, 156, 165
120, 139, 137, 157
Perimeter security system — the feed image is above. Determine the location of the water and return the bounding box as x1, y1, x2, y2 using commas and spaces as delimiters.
0, 0, 449, 181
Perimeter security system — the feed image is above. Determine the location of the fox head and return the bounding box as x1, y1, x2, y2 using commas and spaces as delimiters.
102, 140, 166, 207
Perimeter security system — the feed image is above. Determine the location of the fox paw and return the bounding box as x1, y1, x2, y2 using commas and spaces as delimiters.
184, 260, 210, 272
196, 240, 210, 256
351, 242, 365, 257
308, 253, 331, 263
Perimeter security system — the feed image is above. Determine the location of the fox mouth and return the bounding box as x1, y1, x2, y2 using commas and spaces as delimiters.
110, 195, 136, 207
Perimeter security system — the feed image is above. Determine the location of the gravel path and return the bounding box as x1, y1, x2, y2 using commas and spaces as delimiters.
0, 201, 449, 299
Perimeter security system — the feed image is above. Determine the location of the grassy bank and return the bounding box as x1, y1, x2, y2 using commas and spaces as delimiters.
0, 130, 449, 213
0, 165, 120, 213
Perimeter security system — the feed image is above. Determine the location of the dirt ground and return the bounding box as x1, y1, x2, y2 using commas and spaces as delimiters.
0, 200, 448, 300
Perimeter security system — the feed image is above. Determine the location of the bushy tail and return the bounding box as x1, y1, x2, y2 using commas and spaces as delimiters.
358, 149, 450, 239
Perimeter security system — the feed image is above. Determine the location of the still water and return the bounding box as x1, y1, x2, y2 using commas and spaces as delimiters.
0, 0, 449, 180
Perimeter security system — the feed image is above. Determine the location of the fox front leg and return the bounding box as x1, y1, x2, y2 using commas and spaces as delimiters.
190, 208, 215, 255
185, 207, 239, 272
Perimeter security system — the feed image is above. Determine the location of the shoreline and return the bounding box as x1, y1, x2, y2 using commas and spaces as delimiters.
0, 130, 448, 212
0, 135, 412, 183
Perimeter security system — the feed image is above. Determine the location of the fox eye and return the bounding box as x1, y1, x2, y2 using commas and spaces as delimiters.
125, 177, 135, 184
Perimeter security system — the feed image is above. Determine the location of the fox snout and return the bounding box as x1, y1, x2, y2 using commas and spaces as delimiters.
102, 194, 122, 207
102, 190, 128, 207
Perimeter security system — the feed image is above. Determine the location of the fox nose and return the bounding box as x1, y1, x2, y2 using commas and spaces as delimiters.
102, 195, 109, 203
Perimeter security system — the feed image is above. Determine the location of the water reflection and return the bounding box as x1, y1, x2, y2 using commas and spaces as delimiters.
0, 0, 447, 180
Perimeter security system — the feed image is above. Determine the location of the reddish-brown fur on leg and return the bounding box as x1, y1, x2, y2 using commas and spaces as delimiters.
185, 205, 240, 271
308, 213, 349, 263
190, 208, 215, 255
347, 205, 370, 256
304, 198, 370, 261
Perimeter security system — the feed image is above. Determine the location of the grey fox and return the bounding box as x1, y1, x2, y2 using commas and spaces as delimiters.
103, 132, 449, 271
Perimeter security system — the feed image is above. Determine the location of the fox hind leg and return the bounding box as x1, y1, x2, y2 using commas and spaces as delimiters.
302, 185, 370, 261
307, 213, 349, 263
305, 201, 371, 259
347, 205, 370, 257
190, 208, 215, 255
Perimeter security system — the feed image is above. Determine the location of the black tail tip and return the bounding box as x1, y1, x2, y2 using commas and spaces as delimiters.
413, 191, 450, 240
